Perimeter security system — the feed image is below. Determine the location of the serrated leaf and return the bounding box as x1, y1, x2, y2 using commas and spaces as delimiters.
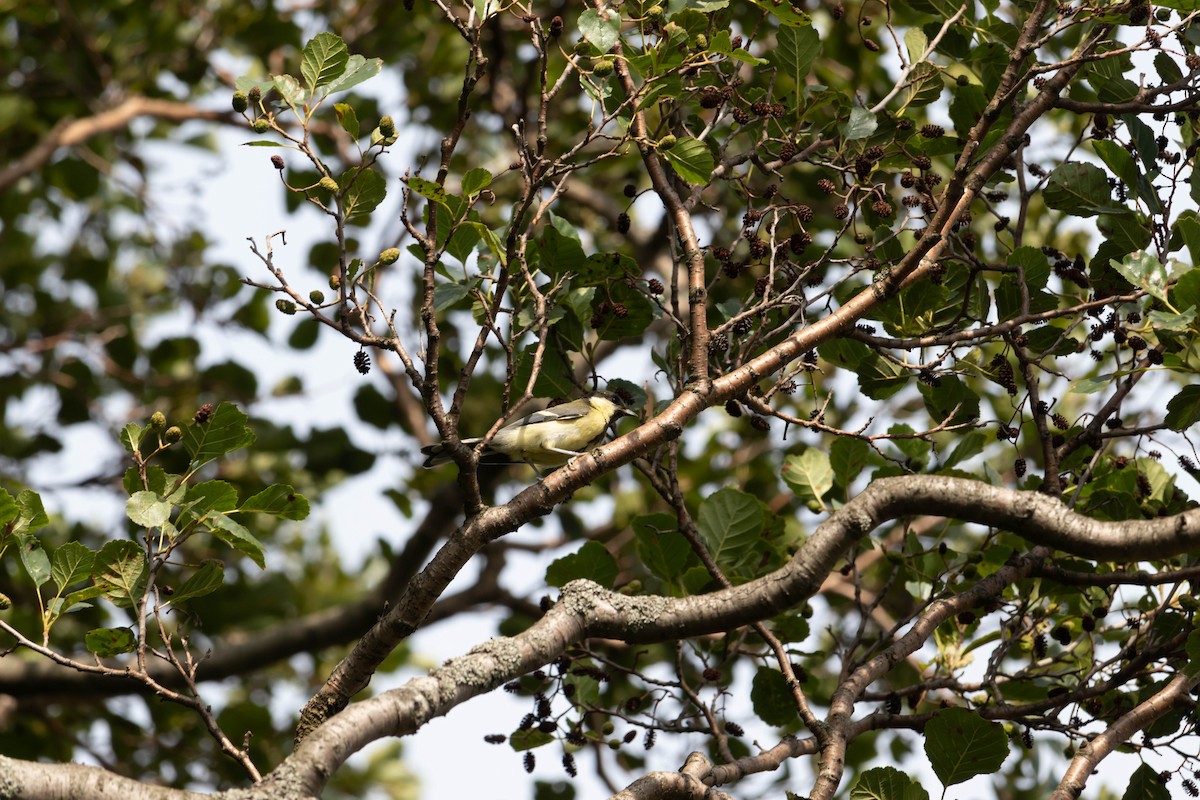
842, 107, 877, 141
578, 8, 620, 52
12, 489, 49, 537
904, 62, 943, 108
696, 487, 763, 571
660, 137, 714, 185
240, 484, 309, 520
92, 540, 148, 608
51, 541, 95, 592
334, 103, 359, 138
207, 513, 266, 568
324, 54, 384, 95
1044, 161, 1121, 217
271, 73, 304, 106
782, 449, 833, 510
1121, 764, 1171, 800
171, 560, 225, 605
126, 491, 172, 528
851, 766, 930, 800
340, 167, 387, 223
182, 402, 256, 471
121, 423, 145, 453
771, 25, 821, 90
545, 540, 618, 588
301, 33, 350, 91
85, 627, 136, 657
405, 176, 449, 207
925, 707, 1009, 786
1165, 386, 1200, 431
1147, 308, 1196, 331
1110, 250, 1173, 302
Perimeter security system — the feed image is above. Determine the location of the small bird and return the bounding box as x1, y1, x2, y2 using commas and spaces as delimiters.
421, 392, 635, 469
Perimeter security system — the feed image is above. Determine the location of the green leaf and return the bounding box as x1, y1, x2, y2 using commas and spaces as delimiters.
578, 8, 620, 52
324, 54, 384, 95
177, 481, 238, 532
0, 488, 15, 528
301, 33, 350, 91
750, 0, 811, 26
660, 136, 714, 185
182, 402, 256, 471
696, 488, 763, 571
904, 62, 943, 108
51, 542, 95, 592
919, 375, 980, 427
537, 222, 587, 278
1186, 628, 1200, 676
1165, 386, 1200, 431
1147, 308, 1196, 331
271, 73, 304, 106
12, 489, 49, 537
782, 449, 833, 510
1171, 266, 1200, 312
904, 28, 928, 62
578, 252, 640, 286
17, 534, 51, 588
750, 667, 796, 727
92, 540, 148, 608
830, 437, 870, 491
1172, 215, 1200, 268
942, 430, 987, 469
334, 102, 359, 138
85, 627, 136, 657
545, 540, 619, 588
924, 707, 1009, 787
171, 560, 225, 605
340, 167, 387, 223
634, 514, 691, 583
508, 728, 555, 752
1121, 764, 1171, 800
851, 766, 930, 800
512, 343, 575, 398
121, 422, 145, 453
461, 167, 493, 196
1069, 374, 1115, 395
842, 107, 877, 141
1044, 161, 1119, 217
771, 26, 821, 90
590, 281, 656, 341
126, 491, 172, 528
859, 353, 908, 399
207, 513, 266, 569
1110, 250, 1173, 302
240, 484, 309, 520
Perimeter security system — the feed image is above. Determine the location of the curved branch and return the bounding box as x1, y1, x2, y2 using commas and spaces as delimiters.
0, 97, 235, 192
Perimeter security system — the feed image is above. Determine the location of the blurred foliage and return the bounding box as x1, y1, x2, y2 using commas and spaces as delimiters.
4, 0, 1200, 799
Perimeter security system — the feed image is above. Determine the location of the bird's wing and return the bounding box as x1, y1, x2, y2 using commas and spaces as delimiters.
502, 401, 592, 428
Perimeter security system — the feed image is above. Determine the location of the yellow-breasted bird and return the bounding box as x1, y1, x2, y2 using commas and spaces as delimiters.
421, 392, 635, 469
